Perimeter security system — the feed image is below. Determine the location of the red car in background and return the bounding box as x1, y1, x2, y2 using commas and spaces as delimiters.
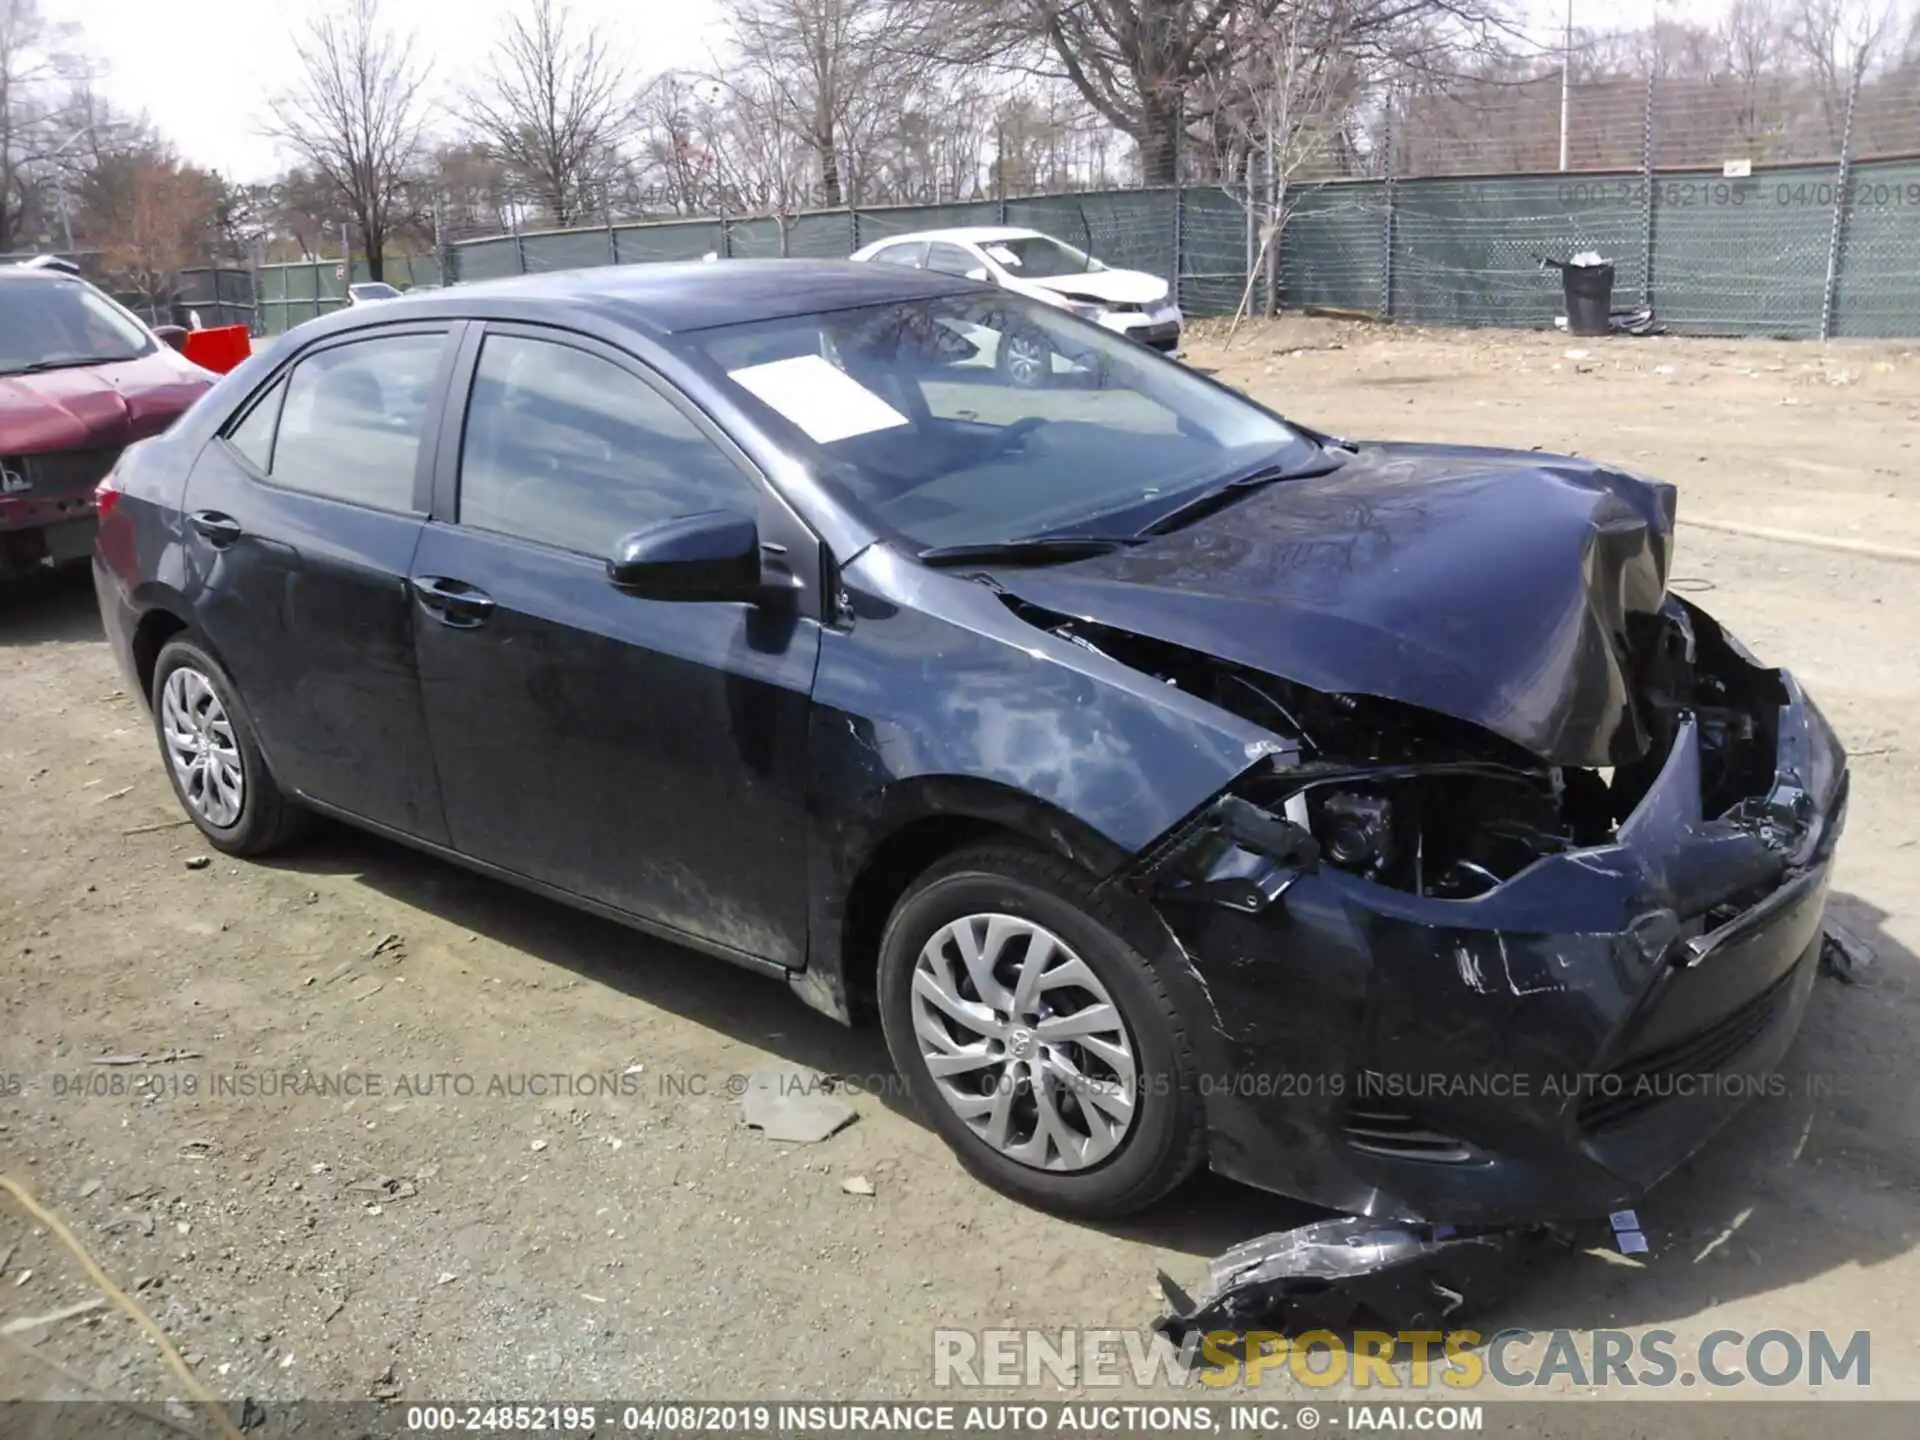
2, 264, 216, 581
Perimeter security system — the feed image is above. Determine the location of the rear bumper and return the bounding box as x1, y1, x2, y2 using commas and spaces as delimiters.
1, 515, 97, 577
92, 553, 143, 697
1158, 674, 1848, 1225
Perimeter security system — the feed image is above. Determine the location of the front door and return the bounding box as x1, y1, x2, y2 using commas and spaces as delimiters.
409, 325, 820, 967
182, 324, 456, 841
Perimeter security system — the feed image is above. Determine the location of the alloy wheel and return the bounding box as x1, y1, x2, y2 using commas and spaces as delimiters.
1002, 333, 1049, 387
160, 666, 245, 827
909, 912, 1138, 1171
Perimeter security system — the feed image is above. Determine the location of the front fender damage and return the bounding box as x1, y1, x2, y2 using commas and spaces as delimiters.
1070, 596, 1851, 1337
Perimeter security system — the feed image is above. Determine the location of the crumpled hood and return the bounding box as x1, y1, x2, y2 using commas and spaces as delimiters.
1021, 268, 1169, 307
0, 350, 212, 455
989, 442, 1678, 767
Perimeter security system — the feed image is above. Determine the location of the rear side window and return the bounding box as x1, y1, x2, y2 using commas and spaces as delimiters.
925, 243, 978, 276
226, 379, 285, 472
870, 241, 927, 268
457, 334, 756, 557
260, 333, 445, 511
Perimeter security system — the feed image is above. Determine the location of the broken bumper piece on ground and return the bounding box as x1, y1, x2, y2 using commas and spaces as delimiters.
1155, 1216, 1571, 1342
1819, 921, 1875, 983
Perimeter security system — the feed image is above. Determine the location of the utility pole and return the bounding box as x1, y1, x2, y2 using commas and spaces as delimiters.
46, 124, 96, 256
1559, 0, 1573, 172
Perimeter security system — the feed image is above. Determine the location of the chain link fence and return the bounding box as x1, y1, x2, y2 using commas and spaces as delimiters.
423, 67, 1920, 340
436, 150, 1920, 341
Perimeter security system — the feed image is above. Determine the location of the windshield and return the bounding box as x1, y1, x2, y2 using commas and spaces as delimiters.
0, 278, 153, 375
981, 235, 1105, 278
683, 293, 1315, 551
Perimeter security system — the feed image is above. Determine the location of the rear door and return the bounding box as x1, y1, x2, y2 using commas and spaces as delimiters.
183, 323, 459, 842
408, 323, 821, 967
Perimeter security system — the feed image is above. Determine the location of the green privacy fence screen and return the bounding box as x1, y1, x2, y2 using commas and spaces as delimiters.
237, 154, 1917, 340
252, 254, 443, 335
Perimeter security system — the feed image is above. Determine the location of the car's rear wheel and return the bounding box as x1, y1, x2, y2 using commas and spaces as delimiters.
877, 843, 1205, 1217
151, 637, 307, 856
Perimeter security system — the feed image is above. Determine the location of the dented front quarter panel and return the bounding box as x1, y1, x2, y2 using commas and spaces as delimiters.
1150, 669, 1849, 1226
798, 543, 1283, 1018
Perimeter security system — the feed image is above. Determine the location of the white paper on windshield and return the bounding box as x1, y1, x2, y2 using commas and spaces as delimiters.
984, 244, 1021, 267
726, 355, 909, 444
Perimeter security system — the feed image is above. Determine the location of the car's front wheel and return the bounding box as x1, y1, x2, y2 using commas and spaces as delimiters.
995, 325, 1053, 388
151, 636, 308, 856
877, 844, 1206, 1217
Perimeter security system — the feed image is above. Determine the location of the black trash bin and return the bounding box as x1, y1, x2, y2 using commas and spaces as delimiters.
1557, 259, 1615, 337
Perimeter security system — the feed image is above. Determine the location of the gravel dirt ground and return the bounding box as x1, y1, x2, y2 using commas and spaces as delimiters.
1, 318, 1915, 1418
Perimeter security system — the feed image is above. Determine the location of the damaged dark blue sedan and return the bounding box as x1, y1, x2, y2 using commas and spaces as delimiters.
92, 262, 1848, 1223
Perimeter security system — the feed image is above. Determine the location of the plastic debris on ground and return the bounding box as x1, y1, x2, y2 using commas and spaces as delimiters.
1552, 309, 1662, 335
1153, 1215, 1570, 1344
1820, 922, 1875, 983
739, 1065, 857, 1144
1610, 1208, 1650, 1255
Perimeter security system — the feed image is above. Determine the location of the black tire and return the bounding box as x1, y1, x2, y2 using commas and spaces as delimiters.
877, 843, 1206, 1218
150, 636, 309, 856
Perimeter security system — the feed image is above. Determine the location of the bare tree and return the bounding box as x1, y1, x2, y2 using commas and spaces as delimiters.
905, 0, 1515, 185
708, 69, 819, 230
1721, 0, 1793, 151
265, 0, 428, 282
635, 72, 725, 216
0, 0, 82, 252
1209, 6, 1366, 334
1790, 0, 1899, 143
720, 0, 923, 208
460, 0, 630, 227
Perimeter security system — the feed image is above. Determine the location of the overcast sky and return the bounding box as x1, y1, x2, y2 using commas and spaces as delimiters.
61, 0, 1682, 183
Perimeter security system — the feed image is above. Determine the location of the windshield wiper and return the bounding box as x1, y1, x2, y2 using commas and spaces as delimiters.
6, 355, 135, 375
917, 535, 1142, 568
1133, 452, 1348, 539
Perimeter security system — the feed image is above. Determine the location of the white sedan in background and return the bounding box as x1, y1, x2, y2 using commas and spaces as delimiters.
850, 226, 1183, 381
346, 281, 404, 306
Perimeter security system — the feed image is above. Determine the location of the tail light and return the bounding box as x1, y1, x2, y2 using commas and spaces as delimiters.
94, 465, 123, 519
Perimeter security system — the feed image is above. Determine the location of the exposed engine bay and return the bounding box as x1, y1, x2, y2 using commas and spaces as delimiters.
1022, 594, 1791, 904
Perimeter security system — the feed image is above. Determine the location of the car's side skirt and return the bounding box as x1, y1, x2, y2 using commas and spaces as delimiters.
294, 794, 795, 983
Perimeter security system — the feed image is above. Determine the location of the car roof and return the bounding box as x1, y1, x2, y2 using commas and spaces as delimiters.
330, 259, 980, 335
865, 227, 1044, 247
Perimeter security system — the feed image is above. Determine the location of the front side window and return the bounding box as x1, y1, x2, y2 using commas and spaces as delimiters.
0, 278, 154, 374
458, 334, 755, 557
266, 332, 445, 510
686, 294, 1312, 552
